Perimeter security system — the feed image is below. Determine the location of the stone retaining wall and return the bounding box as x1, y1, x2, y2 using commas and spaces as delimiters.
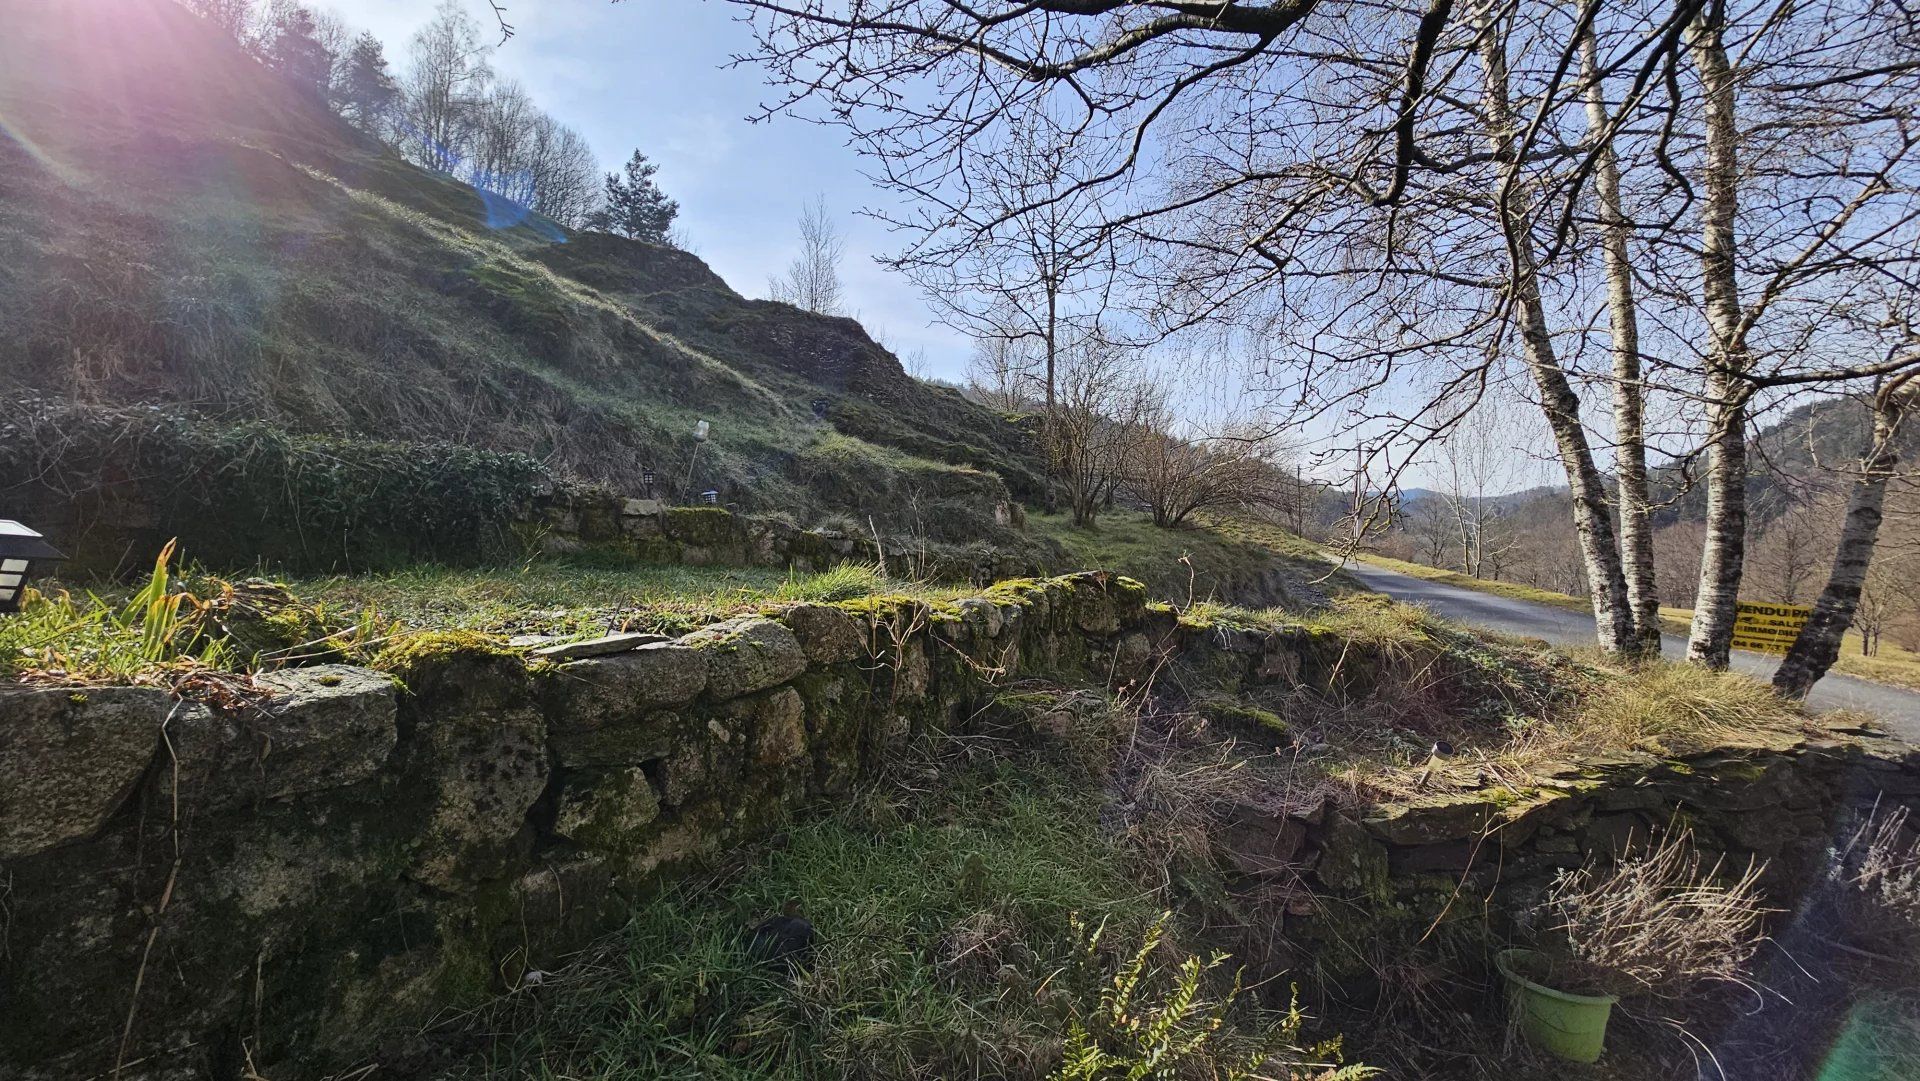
1, 573, 1913, 1079
520, 487, 1042, 584
1216, 722, 1920, 989
0, 573, 1354, 1079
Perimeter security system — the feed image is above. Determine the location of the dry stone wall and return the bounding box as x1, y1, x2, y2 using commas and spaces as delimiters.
1, 572, 1915, 1079
521, 488, 1043, 584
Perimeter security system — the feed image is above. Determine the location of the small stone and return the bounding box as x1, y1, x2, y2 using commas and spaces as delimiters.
555, 767, 662, 850
533, 632, 670, 660
508, 634, 561, 649
750, 687, 808, 768
622, 498, 662, 516
551, 642, 709, 718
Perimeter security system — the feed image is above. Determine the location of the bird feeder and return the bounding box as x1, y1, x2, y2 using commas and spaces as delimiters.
0, 521, 65, 615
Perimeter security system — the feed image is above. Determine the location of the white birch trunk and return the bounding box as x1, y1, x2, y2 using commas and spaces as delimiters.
1773, 381, 1911, 698
1583, 30, 1662, 658
1481, 30, 1638, 654
1684, 16, 1752, 669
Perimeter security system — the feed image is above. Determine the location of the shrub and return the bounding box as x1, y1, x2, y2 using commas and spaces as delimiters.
0, 397, 549, 573
1538, 828, 1770, 1001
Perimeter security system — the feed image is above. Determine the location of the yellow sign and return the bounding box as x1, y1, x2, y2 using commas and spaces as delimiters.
1730, 601, 1813, 655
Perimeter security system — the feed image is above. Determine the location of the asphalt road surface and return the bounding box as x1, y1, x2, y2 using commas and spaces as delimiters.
1345, 561, 1920, 739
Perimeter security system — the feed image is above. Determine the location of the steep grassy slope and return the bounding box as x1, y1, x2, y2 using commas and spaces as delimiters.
0, 0, 1043, 535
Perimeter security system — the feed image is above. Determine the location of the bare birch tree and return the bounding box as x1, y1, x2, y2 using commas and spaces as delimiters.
767, 196, 846, 316
1774, 372, 1916, 696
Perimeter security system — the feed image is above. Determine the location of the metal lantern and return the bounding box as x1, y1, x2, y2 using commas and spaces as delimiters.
641, 467, 656, 499
693, 419, 711, 442
0, 521, 65, 615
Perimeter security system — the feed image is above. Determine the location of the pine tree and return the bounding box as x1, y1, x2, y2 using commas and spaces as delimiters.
584, 150, 679, 243
258, 3, 332, 101
335, 32, 400, 135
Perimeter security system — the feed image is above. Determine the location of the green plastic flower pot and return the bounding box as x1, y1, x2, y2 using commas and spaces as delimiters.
1496, 948, 1617, 1064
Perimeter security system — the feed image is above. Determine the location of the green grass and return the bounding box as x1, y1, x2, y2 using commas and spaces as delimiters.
0, 545, 236, 684
1032, 510, 1352, 608
286, 556, 934, 641
443, 737, 1361, 1080
1354, 552, 1920, 692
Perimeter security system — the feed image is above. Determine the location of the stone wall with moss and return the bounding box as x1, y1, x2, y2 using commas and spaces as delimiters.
520, 487, 1045, 584
1, 572, 1913, 1079
1210, 718, 1920, 1002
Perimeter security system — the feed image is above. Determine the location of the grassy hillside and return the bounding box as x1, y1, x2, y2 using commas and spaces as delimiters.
0, 0, 1045, 553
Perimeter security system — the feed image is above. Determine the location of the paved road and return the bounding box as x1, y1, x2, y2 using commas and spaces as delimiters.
1345, 561, 1920, 737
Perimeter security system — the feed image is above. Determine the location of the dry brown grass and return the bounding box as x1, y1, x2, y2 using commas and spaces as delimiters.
1540, 828, 1771, 1001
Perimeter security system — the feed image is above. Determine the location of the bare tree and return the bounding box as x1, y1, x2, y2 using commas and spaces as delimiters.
768, 196, 845, 316
963, 323, 1037, 413
1126, 418, 1298, 529
1775, 372, 1917, 696
1052, 336, 1151, 528
400, 0, 493, 174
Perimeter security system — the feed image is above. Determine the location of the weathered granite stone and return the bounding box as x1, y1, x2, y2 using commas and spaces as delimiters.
547, 642, 709, 735
251, 666, 399, 795
748, 686, 808, 768
622, 498, 662, 517
687, 618, 807, 701
1363, 794, 1498, 846
1112, 632, 1153, 682
1216, 801, 1310, 877
396, 650, 549, 890
532, 632, 670, 660
956, 597, 1005, 638
0, 685, 171, 858
1315, 812, 1390, 894
782, 603, 868, 664
555, 767, 662, 852
552, 708, 685, 769
167, 665, 398, 813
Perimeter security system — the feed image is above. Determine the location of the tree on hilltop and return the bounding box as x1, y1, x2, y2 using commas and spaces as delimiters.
585, 150, 680, 243
335, 32, 400, 136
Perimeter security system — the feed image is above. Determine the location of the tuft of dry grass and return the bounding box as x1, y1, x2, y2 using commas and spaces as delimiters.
1541, 828, 1771, 1001
1567, 661, 1803, 752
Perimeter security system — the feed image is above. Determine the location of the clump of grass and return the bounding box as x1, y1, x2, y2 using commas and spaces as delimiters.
0, 541, 233, 684
1828, 802, 1920, 949
771, 562, 887, 603
1538, 829, 1770, 1002
1570, 662, 1800, 752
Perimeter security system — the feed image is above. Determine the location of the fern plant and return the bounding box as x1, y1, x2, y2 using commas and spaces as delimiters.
1050, 913, 1372, 1081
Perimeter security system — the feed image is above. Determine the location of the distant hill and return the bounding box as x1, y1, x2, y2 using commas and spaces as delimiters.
0, 0, 1045, 548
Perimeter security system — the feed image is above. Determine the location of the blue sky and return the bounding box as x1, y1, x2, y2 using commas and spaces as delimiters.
323, 0, 970, 380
